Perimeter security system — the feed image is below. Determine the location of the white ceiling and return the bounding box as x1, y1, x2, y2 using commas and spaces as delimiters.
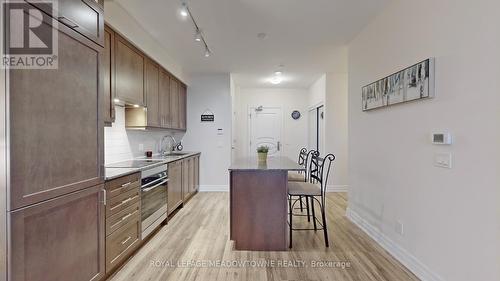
114, 0, 389, 88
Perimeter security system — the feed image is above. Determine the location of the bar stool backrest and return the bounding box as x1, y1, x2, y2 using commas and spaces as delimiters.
297, 148, 308, 166
304, 149, 319, 181
309, 153, 336, 204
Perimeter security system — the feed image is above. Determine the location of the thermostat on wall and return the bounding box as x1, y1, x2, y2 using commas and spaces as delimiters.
431, 133, 452, 145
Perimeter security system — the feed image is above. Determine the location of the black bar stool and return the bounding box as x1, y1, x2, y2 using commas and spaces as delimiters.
288, 149, 317, 218
288, 152, 335, 248
287, 148, 308, 182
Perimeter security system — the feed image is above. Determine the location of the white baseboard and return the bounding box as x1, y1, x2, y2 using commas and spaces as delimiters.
198, 185, 229, 192
199, 185, 347, 192
346, 207, 444, 281
327, 185, 348, 192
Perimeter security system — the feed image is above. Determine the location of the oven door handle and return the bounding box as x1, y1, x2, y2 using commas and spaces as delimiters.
142, 179, 169, 192
142, 175, 168, 188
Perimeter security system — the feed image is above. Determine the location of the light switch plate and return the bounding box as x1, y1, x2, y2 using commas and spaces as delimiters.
434, 153, 452, 169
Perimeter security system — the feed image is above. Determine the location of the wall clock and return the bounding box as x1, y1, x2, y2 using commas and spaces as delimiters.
291, 110, 301, 120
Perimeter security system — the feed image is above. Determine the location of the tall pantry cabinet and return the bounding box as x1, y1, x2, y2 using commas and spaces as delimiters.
2, 1, 106, 280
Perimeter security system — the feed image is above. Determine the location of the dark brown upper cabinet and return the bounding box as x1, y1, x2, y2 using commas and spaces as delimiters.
27, 0, 104, 46
159, 70, 171, 128
9, 184, 105, 281
103, 25, 115, 126
9, 19, 104, 210
103, 25, 187, 130
179, 83, 187, 130
145, 59, 160, 127
169, 77, 180, 129
115, 34, 145, 106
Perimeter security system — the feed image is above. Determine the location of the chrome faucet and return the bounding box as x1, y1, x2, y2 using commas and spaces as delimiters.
160, 135, 177, 155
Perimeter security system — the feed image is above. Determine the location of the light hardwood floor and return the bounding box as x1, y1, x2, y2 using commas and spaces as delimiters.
108, 193, 419, 281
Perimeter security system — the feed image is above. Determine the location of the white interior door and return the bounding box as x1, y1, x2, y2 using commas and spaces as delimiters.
249, 107, 282, 157
318, 106, 325, 154
308, 108, 317, 150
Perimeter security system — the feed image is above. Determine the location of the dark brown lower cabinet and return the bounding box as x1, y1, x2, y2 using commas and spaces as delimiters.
193, 155, 200, 193
168, 160, 183, 215
9, 185, 105, 281
182, 155, 200, 202
104, 173, 141, 274
182, 158, 190, 200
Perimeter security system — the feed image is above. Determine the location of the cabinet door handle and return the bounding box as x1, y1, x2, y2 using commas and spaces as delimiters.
121, 212, 134, 221
102, 189, 107, 206
122, 196, 135, 204
110, 211, 137, 228
121, 182, 132, 188
121, 236, 132, 245
58, 16, 79, 28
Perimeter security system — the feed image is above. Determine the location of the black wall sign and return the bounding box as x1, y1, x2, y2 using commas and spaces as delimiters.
201, 114, 214, 122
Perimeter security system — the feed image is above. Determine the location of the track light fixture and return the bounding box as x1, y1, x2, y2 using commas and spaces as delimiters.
179, 2, 188, 17
179, 1, 213, 57
194, 29, 202, 42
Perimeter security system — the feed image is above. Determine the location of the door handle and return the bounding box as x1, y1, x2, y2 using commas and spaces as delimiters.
277, 141, 281, 151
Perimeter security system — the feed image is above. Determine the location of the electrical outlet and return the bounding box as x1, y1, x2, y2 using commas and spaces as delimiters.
138, 143, 144, 151
396, 221, 404, 235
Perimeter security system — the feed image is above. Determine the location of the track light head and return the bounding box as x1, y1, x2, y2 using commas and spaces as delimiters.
180, 2, 188, 17
195, 29, 202, 42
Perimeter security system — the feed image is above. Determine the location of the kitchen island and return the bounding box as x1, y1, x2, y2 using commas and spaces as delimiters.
228, 156, 304, 251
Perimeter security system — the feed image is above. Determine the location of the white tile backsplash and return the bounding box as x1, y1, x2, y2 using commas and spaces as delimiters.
104, 106, 185, 164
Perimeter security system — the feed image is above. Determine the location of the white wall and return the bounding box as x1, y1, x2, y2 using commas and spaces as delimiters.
233, 88, 309, 161
324, 69, 349, 189
347, 1, 500, 281
104, 107, 184, 164
182, 74, 232, 191
104, 1, 189, 84
308, 74, 326, 108
307, 49, 349, 190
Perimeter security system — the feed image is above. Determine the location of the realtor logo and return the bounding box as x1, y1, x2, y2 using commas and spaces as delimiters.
2, 0, 58, 69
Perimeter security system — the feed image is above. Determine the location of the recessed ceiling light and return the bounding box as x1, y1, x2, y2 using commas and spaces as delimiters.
274, 71, 282, 75
270, 76, 282, 85
113, 98, 120, 103
204, 48, 211, 57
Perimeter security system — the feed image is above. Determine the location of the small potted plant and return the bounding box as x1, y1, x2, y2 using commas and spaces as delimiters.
257, 145, 269, 162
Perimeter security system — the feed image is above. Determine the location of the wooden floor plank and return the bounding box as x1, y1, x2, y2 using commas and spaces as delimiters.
108, 192, 419, 281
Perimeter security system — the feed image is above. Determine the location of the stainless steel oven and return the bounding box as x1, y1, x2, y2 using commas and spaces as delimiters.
141, 164, 168, 238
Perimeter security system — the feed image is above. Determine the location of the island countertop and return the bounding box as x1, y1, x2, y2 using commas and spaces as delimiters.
229, 156, 304, 171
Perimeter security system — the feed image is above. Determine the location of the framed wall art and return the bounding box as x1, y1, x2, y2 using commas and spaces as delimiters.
362, 58, 435, 111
